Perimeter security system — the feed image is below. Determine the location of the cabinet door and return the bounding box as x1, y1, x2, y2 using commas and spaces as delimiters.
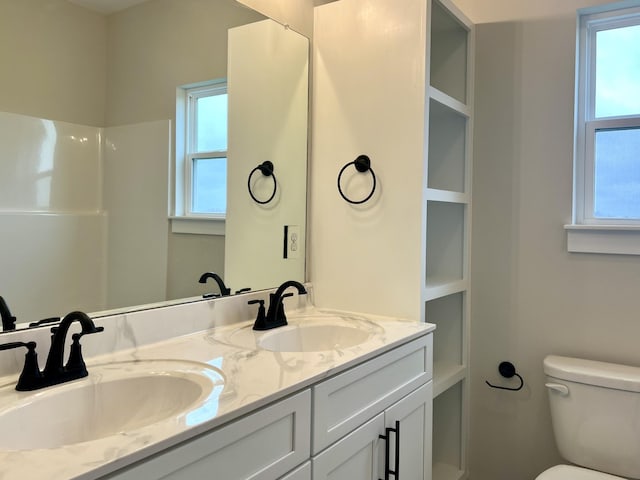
104, 390, 311, 480
313, 336, 432, 453
280, 462, 311, 480
384, 382, 433, 480
312, 413, 384, 480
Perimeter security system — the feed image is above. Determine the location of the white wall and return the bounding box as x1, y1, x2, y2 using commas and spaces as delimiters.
226, 20, 309, 292
0, 0, 106, 126
105, 0, 264, 127
451, 0, 616, 23
469, 2, 640, 479
103, 121, 171, 309
310, 0, 426, 320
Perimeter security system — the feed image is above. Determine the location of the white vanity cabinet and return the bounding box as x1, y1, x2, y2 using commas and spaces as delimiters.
312, 336, 433, 480
313, 383, 432, 480
103, 334, 432, 480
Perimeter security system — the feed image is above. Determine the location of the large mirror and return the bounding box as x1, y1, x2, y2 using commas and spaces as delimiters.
0, 0, 309, 332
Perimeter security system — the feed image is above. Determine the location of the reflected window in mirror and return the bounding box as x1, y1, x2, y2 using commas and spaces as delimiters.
186, 83, 228, 217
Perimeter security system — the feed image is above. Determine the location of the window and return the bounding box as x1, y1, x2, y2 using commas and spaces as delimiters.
172, 82, 228, 235
186, 83, 228, 217
567, 3, 640, 254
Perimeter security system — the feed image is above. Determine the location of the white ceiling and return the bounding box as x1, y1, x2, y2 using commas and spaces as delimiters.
67, 0, 149, 15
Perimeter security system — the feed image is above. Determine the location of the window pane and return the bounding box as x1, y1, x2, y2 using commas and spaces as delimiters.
595, 25, 640, 118
594, 128, 640, 218
192, 157, 227, 214
196, 94, 227, 152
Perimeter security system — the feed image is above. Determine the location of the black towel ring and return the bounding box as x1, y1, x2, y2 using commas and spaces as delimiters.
485, 361, 524, 392
248, 161, 277, 204
337, 154, 377, 204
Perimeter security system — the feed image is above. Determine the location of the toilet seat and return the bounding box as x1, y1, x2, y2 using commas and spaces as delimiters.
536, 465, 627, 479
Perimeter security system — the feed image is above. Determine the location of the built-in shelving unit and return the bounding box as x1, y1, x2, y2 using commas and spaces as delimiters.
432, 381, 465, 480
423, 0, 473, 479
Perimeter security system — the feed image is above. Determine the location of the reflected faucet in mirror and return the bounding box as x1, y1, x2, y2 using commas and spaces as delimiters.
198, 272, 232, 298
0, 296, 16, 332
0, 311, 103, 391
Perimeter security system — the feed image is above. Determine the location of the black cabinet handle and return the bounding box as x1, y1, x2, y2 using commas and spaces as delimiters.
379, 420, 400, 480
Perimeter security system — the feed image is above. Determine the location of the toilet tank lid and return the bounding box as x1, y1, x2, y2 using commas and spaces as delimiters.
544, 355, 640, 392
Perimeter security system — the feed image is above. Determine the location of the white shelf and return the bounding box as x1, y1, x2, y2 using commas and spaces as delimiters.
427, 98, 469, 193
427, 1, 472, 478
433, 380, 464, 480
434, 362, 466, 398
426, 188, 468, 203
426, 201, 466, 285
424, 279, 467, 301
429, 86, 471, 117
427, 291, 465, 397
429, 0, 470, 103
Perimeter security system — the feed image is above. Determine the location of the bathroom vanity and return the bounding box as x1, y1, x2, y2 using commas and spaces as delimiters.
0, 297, 434, 480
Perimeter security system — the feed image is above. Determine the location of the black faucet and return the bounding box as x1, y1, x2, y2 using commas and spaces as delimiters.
43, 311, 104, 382
0, 296, 16, 332
198, 272, 231, 297
252, 280, 307, 331
0, 311, 104, 391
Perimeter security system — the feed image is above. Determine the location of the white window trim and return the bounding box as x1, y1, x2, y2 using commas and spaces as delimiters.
566, 224, 640, 255
566, 1, 640, 254
171, 81, 227, 236
170, 215, 225, 235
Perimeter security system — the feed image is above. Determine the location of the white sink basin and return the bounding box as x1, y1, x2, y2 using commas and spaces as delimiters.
0, 360, 224, 451
223, 314, 379, 352
259, 324, 370, 352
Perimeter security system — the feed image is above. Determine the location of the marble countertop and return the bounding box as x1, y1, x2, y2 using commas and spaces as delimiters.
0, 306, 434, 480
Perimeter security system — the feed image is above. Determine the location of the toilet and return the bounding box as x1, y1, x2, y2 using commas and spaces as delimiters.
536, 355, 640, 479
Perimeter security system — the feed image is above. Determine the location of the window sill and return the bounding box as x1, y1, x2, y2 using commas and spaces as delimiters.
565, 224, 640, 255
170, 216, 225, 236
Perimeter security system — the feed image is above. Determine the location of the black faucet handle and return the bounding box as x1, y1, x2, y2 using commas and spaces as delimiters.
278, 293, 293, 307
268, 291, 294, 302
249, 299, 269, 331
65, 334, 88, 375
0, 341, 43, 391
277, 292, 294, 309
236, 287, 251, 294
275, 292, 294, 320
64, 326, 102, 374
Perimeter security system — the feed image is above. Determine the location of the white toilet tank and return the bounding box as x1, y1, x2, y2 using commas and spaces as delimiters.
544, 355, 640, 479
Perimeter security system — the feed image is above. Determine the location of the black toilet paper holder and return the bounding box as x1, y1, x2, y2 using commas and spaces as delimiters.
486, 361, 524, 391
